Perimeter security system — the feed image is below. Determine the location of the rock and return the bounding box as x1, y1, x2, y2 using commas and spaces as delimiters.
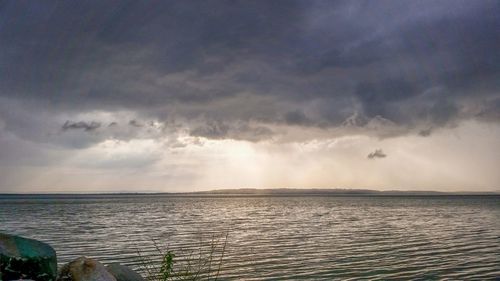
57, 257, 116, 281
106, 263, 145, 281
0, 232, 57, 281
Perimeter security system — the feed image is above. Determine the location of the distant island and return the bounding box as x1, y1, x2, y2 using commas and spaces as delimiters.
1, 188, 498, 197
188, 188, 499, 196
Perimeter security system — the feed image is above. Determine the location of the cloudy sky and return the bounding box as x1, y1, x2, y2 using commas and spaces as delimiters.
0, 0, 499, 193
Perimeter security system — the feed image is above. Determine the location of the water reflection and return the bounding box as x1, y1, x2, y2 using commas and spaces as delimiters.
0, 195, 499, 280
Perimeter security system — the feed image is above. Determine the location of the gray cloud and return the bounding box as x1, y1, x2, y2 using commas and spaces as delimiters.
62, 121, 101, 132
0, 1, 498, 144
128, 120, 144, 127
284, 111, 313, 126
476, 98, 500, 122
368, 149, 387, 159
190, 121, 274, 142
418, 128, 433, 137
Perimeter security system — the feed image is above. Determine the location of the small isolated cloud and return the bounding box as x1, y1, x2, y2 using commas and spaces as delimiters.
62, 121, 101, 132
418, 128, 433, 137
367, 149, 387, 159
128, 120, 143, 127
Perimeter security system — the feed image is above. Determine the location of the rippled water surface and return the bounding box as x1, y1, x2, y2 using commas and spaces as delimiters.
1, 195, 499, 280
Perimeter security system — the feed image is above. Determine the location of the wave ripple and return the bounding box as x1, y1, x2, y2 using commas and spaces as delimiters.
1, 195, 499, 280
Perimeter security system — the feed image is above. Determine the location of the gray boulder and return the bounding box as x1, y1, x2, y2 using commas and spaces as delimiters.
57, 257, 116, 281
106, 263, 145, 281
0, 232, 57, 281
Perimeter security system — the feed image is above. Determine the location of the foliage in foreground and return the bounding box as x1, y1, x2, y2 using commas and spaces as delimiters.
137, 233, 228, 281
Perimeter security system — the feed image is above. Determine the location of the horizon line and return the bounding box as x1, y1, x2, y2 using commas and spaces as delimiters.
1, 187, 499, 196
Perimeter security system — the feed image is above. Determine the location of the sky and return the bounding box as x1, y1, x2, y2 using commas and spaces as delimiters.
0, 0, 499, 193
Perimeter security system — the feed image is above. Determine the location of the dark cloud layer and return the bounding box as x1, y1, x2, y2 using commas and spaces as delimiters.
190, 120, 274, 142
0, 0, 499, 144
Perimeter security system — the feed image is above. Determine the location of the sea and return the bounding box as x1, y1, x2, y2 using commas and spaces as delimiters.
0, 194, 499, 280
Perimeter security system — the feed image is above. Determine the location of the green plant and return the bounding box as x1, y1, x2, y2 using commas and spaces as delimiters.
160, 251, 175, 281
137, 233, 228, 281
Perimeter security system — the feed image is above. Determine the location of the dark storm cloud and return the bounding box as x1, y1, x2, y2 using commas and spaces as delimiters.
0, 0, 499, 143
284, 111, 313, 126
367, 149, 387, 159
476, 98, 500, 122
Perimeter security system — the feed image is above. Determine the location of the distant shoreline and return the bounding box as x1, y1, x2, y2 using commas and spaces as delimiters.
1, 188, 498, 197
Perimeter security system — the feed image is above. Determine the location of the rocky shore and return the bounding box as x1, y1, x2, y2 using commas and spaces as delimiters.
0, 233, 144, 281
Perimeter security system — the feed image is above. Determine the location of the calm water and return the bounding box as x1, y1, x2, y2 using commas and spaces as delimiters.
0, 195, 499, 280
